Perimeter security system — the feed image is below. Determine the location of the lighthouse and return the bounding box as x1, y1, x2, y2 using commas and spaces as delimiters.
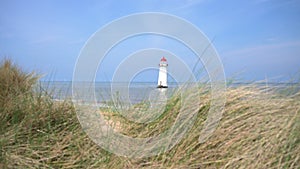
157, 57, 168, 88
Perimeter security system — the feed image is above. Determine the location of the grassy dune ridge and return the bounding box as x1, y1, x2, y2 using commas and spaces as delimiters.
0, 59, 299, 168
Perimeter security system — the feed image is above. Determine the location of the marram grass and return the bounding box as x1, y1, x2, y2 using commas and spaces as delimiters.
0, 59, 299, 168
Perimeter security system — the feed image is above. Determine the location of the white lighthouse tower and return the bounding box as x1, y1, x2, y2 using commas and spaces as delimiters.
157, 57, 168, 88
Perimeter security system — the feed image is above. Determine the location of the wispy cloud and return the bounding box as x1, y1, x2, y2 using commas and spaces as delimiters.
176, 0, 207, 10
165, 0, 207, 13
221, 40, 300, 80
223, 41, 300, 57
67, 38, 86, 45
130, 0, 205, 14
29, 36, 59, 45
255, 0, 298, 4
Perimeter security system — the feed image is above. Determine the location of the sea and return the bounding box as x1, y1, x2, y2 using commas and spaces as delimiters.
36, 81, 299, 106
36, 81, 179, 104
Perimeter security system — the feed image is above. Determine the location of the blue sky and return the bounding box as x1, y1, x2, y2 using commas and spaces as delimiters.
0, 0, 300, 82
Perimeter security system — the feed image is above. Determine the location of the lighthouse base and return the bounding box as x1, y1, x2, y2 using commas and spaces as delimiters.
157, 85, 168, 88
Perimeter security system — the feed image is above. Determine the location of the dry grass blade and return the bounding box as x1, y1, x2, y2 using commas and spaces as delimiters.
0, 58, 299, 168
